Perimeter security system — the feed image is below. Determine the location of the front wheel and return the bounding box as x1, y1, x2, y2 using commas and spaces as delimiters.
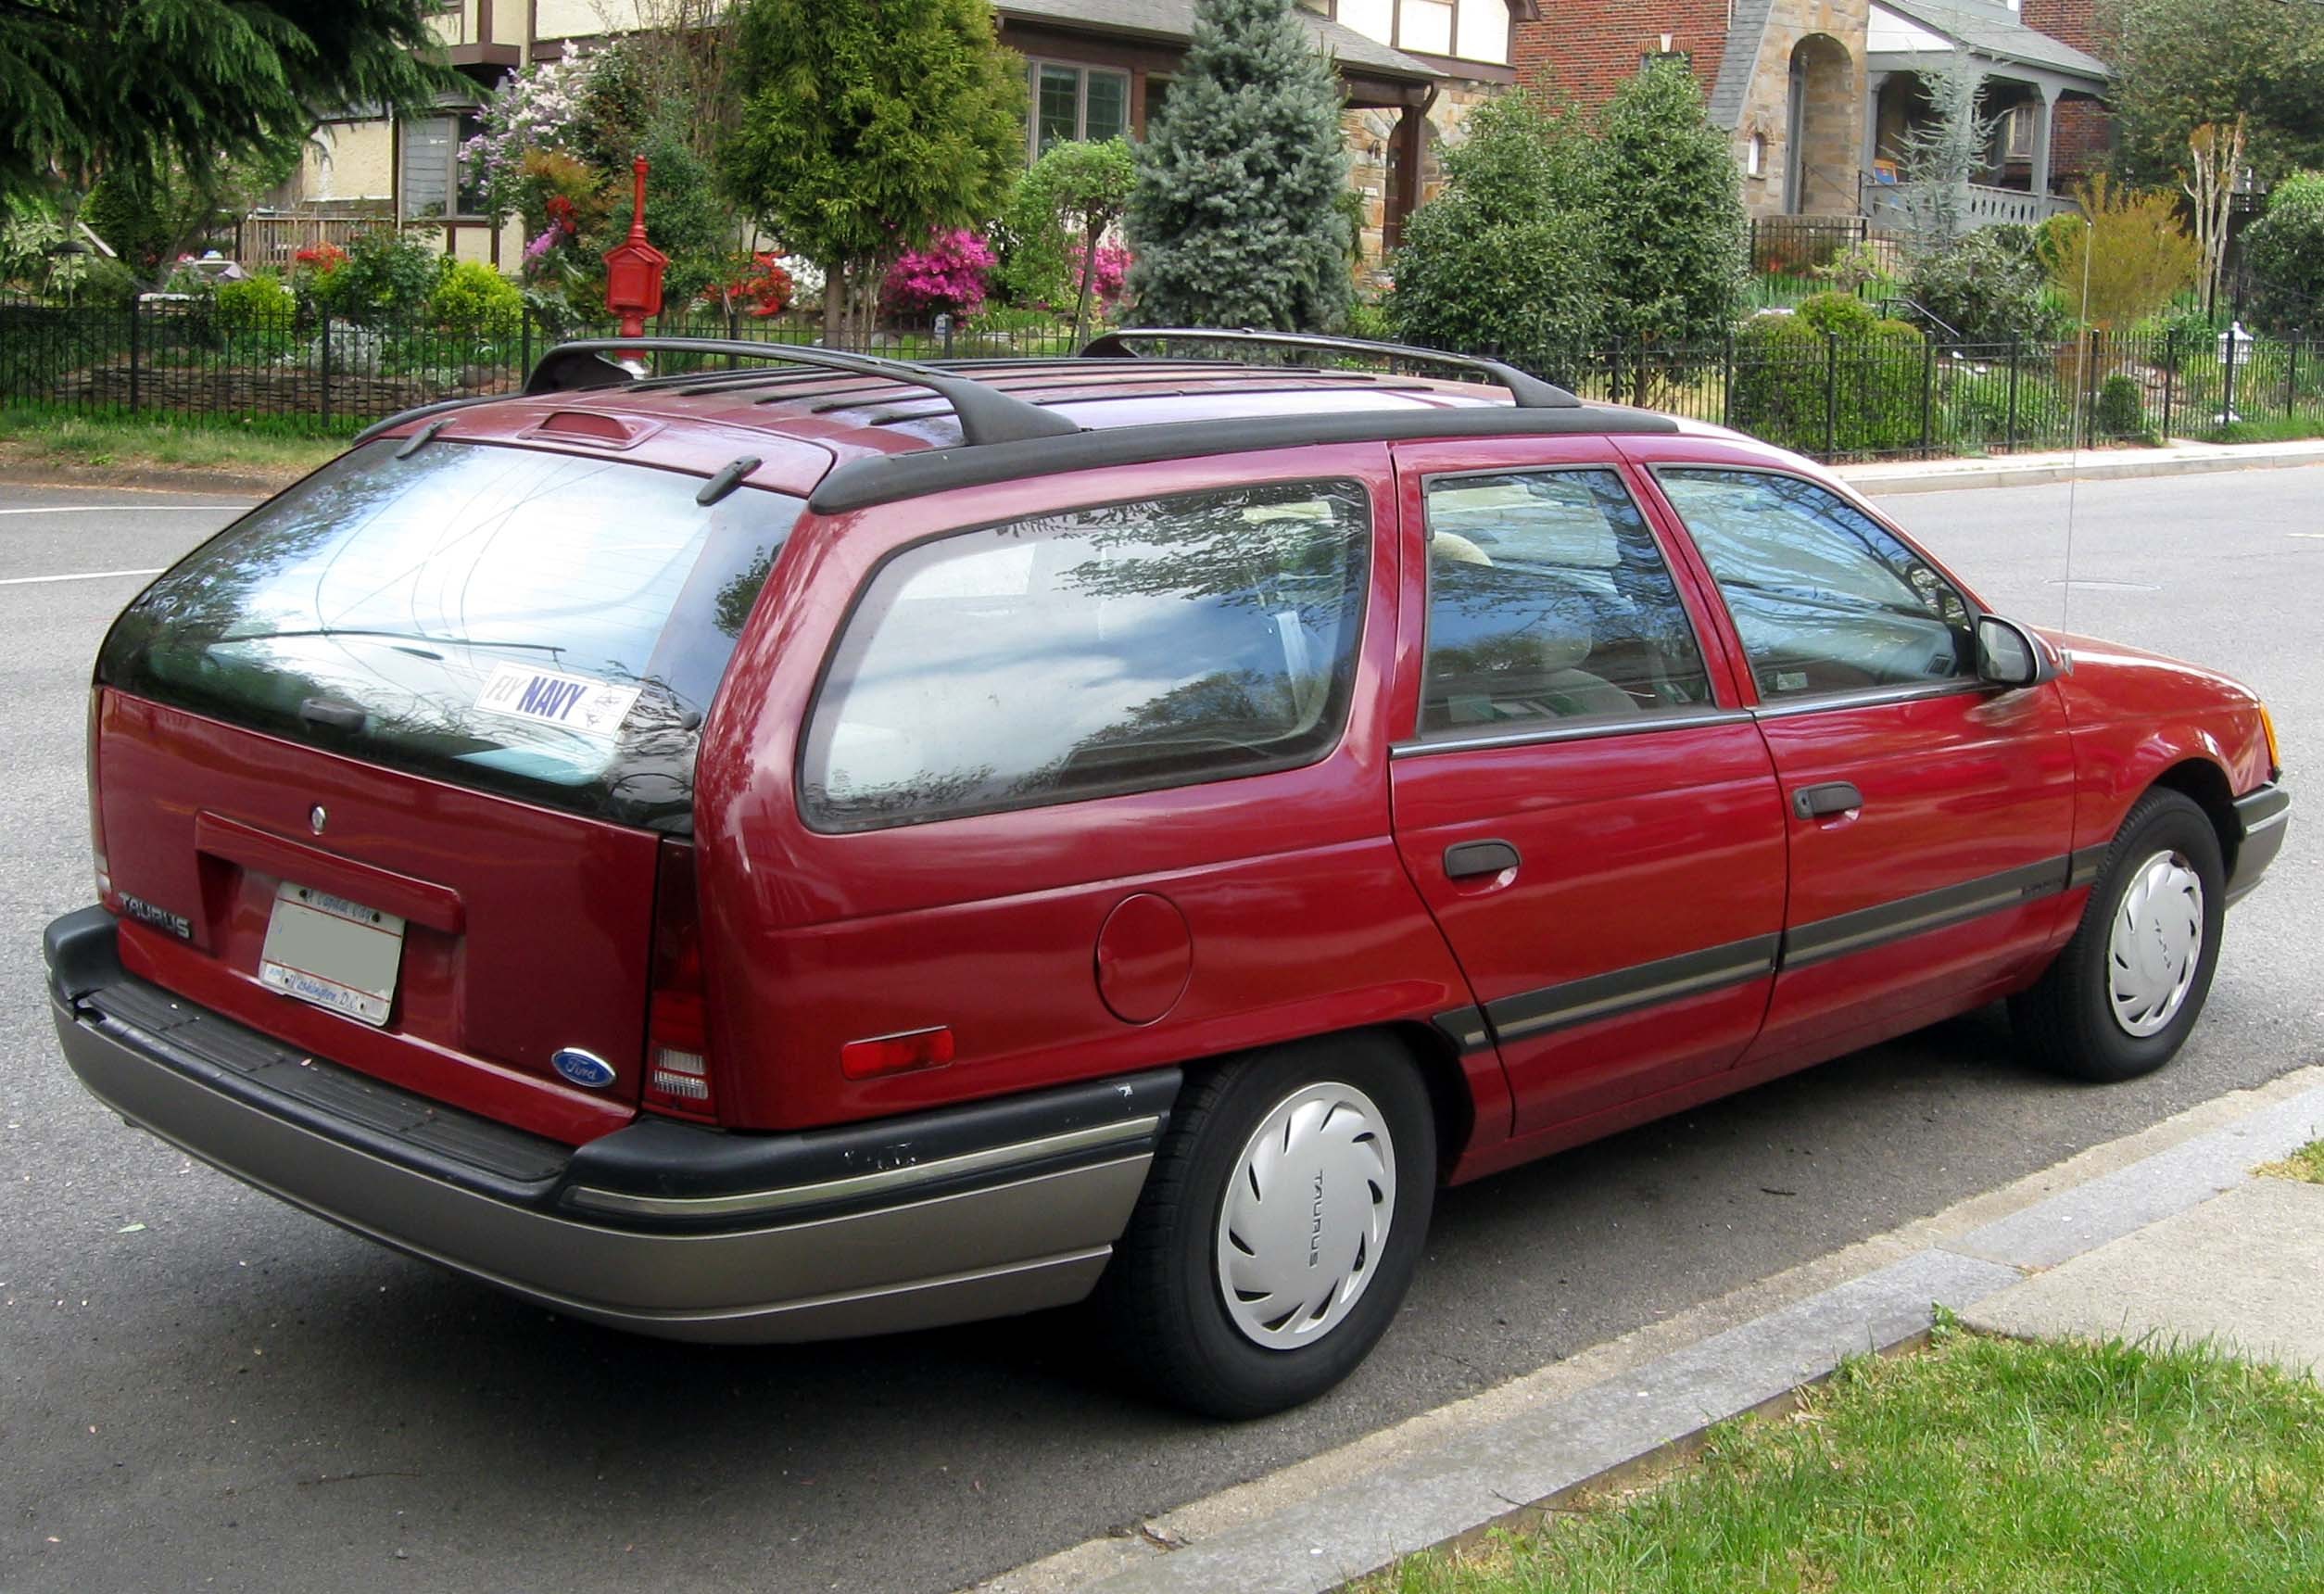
2012, 788, 2226, 1082
1101, 1035, 1436, 1419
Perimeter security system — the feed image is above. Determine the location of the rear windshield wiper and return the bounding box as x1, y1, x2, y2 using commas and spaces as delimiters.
215, 628, 569, 656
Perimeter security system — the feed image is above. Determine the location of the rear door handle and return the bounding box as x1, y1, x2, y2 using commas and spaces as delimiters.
1792, 782, 1864, 819
1445, 840, 1521, 879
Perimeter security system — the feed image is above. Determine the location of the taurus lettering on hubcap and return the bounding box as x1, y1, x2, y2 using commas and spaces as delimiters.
1216, 1082, 1396, 1349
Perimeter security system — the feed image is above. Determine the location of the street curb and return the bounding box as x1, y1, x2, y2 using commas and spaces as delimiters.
0, 465, 269, 500
976, 1073, 2324, 1594
1843, 444, 2324, 496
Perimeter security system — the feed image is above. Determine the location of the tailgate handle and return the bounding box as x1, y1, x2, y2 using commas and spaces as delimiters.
1445, 840, 1521, 879
299, 697, 367, 732
1793, 782, 1864, 819
194, 813, 465, 934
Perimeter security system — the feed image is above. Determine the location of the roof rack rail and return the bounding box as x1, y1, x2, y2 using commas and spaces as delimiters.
524, 338, 1082, 446
1080, 328, 1581, 410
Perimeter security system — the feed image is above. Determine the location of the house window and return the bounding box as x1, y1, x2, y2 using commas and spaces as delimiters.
401, 109, 485, 219
1030, 63, 1130, 159
1399, 0, 1454, 56
1746, 133, 1766, 178
2004, 106, 2034, 160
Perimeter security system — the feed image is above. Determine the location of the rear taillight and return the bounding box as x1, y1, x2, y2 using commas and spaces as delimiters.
643, 839, 715, 1121
87, 688, 110, 905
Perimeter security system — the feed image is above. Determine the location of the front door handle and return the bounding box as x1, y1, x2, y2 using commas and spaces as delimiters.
1445, 840, 1521, 879
1792, 782, 1864, 819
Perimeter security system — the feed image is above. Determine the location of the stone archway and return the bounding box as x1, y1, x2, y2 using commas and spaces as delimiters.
1786, 33, 1858, 216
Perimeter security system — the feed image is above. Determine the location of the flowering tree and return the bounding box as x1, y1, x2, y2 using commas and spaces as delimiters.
461, 52, 601, 231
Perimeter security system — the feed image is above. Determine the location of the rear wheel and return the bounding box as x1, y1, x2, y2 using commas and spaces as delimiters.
2012, 789, 2226, 1082
1103, 1035, 1435, 1419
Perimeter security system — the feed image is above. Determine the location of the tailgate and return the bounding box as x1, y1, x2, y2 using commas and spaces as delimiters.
97, 693, 659, 1142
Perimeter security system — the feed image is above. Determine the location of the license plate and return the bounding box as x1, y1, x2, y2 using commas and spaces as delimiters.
259, 880, 406, 1028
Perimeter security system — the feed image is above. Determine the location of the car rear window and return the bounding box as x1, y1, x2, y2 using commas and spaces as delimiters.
97, 440, 802, 831
800, 479, 1372, 832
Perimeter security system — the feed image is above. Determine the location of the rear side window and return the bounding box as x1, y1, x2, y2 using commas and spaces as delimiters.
98, 441, 802, 831
801, 480, 1372, 832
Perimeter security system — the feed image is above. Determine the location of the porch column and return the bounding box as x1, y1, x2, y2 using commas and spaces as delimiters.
2030, 83, 2059, 200
1863, 70, 1889, 183
1385, 99, 1425, 252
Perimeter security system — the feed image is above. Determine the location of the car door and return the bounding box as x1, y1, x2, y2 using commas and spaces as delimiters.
1637, 457, 2078, 1067
1386, 438, 1789, 1141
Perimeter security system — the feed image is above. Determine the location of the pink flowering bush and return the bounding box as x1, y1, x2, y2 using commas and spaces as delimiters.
1070, 242, 1133, 313
460, 52, 600, 225
880, 230, 997, 319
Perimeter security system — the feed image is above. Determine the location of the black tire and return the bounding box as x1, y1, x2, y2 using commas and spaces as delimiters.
1100, 1034, 1436, 1420
2011, 788, 2226, 1082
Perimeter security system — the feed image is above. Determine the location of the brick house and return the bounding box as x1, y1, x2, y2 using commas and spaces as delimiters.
1512, 0, 2110, 229
254, 0, 1527, 274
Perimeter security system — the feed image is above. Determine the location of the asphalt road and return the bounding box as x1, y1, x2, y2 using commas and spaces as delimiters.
2, 467, 2318, 1593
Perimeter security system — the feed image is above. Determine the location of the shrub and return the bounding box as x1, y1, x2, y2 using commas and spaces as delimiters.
1071, 242, 1132, 316
82, 171, 176, 280
310, 228, 446, 323
705, 251, 796, 318
881, 229, 996, 319
2048, 175, 2199, 331
2095, 372, 2148, 437
75, 255, 141, 308
992, 138, 1135, 331
2244, 171, 2324, 334
1730, 309, 1928, 456
214, 273, 296, 331
1903, 228, 2070, 346
1389, 93, 1606, 369
429, 260, 522, 335
1595, 59, 1747, 353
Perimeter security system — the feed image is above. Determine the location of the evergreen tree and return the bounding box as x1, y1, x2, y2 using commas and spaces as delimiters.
718, 0, 1025, 343
3, 2, 448, 210
1388, 93, 1607, 370
1125, 0, 1351, 332
1595, 58, 1747, 370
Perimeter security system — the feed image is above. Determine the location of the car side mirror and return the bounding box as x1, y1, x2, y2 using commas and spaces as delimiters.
1977, 614, 2052, 689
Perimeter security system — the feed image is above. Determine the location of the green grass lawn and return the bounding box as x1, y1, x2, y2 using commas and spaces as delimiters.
1361, 1317, 2324, 1594
0, 404, 341, 486
2255, 1139, 2324, 1183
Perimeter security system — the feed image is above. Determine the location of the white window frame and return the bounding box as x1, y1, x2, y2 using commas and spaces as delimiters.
1027, 60, 1132, 162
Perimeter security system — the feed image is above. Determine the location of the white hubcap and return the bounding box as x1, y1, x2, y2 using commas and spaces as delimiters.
2106, 849, 2205, 1038
1215, 1082, 1396, 1350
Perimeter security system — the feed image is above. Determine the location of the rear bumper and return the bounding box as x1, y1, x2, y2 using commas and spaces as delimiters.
45, 907, 1175, 1343
2229, 784, 2292, 906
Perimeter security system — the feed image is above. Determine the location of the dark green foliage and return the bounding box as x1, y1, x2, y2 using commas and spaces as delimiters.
591, 121, 735, 309
1596, 61, 1746, 349
1730, 306, 1929, 457
2103, 0, 2324, 188
1125, 0, 1351, 331
1387, 94, 1606, 368
2243, 172, 2324, 334
2095, 373, 2148, 437
3, 2, 450, 207
309, 229, 446, 324
81, 174, 176, 279
1903, 228, 2071, 345
719, 0, 1025, 336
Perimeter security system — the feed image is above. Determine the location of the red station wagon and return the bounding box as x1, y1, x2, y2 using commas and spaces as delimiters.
45, 331, 2290, 1417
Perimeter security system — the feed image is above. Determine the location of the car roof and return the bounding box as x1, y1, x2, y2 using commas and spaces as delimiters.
370, 335, 1754, 512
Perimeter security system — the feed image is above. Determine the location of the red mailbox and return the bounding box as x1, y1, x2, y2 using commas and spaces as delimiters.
603, 157, 670, 344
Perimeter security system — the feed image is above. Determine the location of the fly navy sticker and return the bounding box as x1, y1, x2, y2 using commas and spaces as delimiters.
474, 664, 642, 739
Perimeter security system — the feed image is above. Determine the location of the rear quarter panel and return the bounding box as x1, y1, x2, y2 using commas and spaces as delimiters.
694, 445, 1502, 1133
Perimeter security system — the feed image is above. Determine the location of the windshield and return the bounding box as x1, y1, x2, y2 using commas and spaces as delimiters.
98, 440, 803, 831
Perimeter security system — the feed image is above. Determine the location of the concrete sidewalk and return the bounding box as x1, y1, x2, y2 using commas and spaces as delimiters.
1838, 436, 2324, 495
977, 1068, 2324, 1594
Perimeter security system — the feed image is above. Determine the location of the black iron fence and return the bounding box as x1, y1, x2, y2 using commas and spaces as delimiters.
0, 297, 1089, 436
5, 296, 2319, 462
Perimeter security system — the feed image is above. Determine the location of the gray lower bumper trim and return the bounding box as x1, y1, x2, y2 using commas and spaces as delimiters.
56, 997, 1149, 1343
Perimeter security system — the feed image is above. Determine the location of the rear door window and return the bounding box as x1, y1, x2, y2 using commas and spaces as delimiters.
801, 480, 1372, 832
99, 440, 802, 830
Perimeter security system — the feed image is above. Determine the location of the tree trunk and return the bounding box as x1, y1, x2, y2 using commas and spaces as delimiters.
821, 260, 845, 347
1070, 222, 1101, 347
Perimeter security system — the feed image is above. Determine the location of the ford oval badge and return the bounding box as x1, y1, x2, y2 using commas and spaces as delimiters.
552, 1048, 617, 1090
